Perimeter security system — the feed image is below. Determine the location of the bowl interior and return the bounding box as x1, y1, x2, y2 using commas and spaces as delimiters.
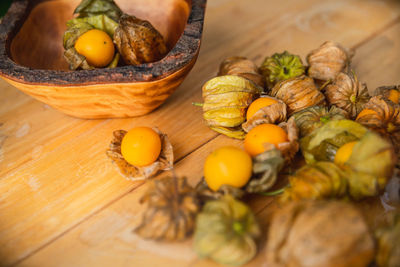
10, 0, 191, 71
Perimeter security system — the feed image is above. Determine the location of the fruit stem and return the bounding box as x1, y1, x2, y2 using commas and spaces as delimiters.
192, 102, 204, 107
259, 187, 286, 196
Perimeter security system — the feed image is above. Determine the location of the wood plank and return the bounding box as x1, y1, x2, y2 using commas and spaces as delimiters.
13, 1, 400, 266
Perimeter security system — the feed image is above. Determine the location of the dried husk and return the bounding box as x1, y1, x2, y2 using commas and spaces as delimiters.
325, 71, 370, 119
275, 117, 300, 162
245, 148, 285, 193
106, 129, 174, 181
356, 96, 400, 154
376, 214, 400, 267
195, 179, 245, 202
280, 162, 347, 202
300, 119, 368, 164
259, 51, 305, 89
373, 85, 400, 104
307, 41, 353, 81
200, 75, 262, 139
74, 0, 122, 22
242, 99, 287, 132
271, 75, 325, 116
218, 56, 264, 88
266, 200, 374, 267
293, 105, 348, 137
134, 176, 200, 241
194, 195, 261, 266
114, 14, 167, 65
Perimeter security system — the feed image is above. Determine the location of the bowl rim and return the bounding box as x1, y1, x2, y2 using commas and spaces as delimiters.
0, 0, 206, 86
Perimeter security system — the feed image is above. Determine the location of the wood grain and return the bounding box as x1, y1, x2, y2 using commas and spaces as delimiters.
0, 0, 399, 266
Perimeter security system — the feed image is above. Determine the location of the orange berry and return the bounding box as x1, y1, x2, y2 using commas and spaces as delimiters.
121, 127, 162, 167
388, 89, 400, 104
246, 97, 278, 120
334, 141, 357, 165
75, 29, 115, 67
204, 146, 252, 191
244, 124, 288, 157
356, 109, 377, 120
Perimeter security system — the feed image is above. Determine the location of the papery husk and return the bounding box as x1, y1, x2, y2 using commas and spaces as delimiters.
74, 0, 122, 22
195, 179, 246, 203
106, 129, 174, 181
67, 14, 119, 37
266, 200, 374, 267
284, 131, 395, 202
209, 126, 246, 140
114, 14, 167, 65
373, 85, 400, 104
259, 51, 305, 90
242, 99, 287, 132
63, 15, 119, 70
293, 105, 348, 137
376, 214, 400, 267
245, 148, 285, 193
134, 176, 200, 241
280, 162, 347, 202
356, 96, 400, 154
325, 71, 370, 119
201, 75, 262, 138
300, 119, 368, 164
275, 117, 300, 162
218, 56, 264, 88
346, 132, 395, 187
194, 195, 261, 266
307, 41, 354, 81
271, 75, 325, 116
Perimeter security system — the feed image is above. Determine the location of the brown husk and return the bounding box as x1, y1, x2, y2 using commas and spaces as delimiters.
307, 41, 354, 81
134, 176, 200, 241
356, 96, 400, 154
266, 200, 375, 267
325, 71, 370, 119
106, 129, 174, 180
275, 117, 300, 162
242, 99, 287, 132
373, 85, 400, 104
293, 105, 348, 137
114, 14, 167, 65
271, 75, 325, 116
218, 56, 264, 88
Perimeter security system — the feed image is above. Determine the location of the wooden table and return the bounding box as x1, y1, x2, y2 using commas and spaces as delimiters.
1, 0, 400, 266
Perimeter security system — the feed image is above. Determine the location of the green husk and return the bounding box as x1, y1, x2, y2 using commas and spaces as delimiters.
67, 14, 119, 37
300, 120, 368, 163
293, 106, 348, 137
194, 195, 260, 266
63, 14, 119, 70
74, 0, 122, 22
260, 51, 305, 89
246, 148, 285, 193
199, 75, 262, 139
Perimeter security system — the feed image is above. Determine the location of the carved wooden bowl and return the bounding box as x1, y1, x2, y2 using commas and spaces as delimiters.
0, 0, 206, 118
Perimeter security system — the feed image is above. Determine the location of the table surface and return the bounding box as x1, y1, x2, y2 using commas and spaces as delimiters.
1, 0, 400, 266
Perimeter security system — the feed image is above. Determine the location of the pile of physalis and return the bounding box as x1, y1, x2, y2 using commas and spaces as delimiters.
63, 0, 167, 70
105, 41, 400, 267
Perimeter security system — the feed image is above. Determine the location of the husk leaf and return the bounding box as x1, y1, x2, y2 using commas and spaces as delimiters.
74, 0, 122, 22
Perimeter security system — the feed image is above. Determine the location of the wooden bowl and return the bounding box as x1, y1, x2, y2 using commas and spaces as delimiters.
0, 0, 206, 118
